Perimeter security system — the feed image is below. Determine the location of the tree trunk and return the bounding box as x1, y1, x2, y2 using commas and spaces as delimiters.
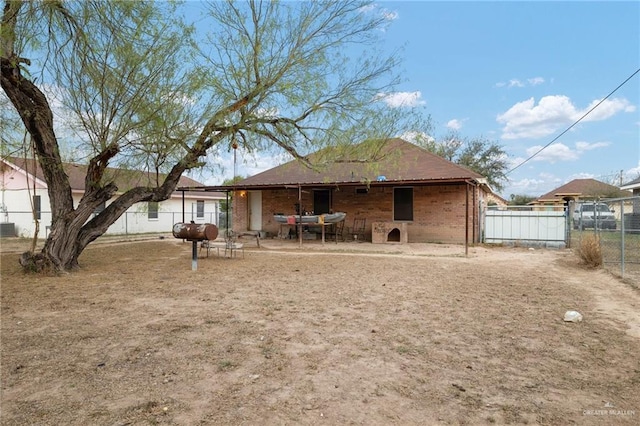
2, 1, 219, 273
3, 51, 198, 272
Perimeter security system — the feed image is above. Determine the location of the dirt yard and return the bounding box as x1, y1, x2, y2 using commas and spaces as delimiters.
1, 237, 639, 425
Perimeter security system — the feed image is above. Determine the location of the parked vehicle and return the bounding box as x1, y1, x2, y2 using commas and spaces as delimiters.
573, 202, 616, 230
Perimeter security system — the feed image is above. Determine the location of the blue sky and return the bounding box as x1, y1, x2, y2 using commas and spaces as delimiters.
5, 1, 635, 200
205, 1, 640, 199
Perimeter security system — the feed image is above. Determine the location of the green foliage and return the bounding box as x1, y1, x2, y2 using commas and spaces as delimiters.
509, 194, 537, 205
418, 131, 509, 192
2, 0, 430, 270
218, 176, 246, 212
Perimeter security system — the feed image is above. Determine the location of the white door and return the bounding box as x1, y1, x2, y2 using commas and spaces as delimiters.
249, 191, 262, 231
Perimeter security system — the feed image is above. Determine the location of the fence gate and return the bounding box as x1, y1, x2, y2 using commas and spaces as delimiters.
484, 209, 567, 248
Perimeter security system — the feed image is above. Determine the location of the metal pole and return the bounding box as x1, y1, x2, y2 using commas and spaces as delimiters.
298, 184, 302, 248
465, 182, 469, 256
620, 200, 625, 278
192, 240, 198, 271
226, 191, 230, 232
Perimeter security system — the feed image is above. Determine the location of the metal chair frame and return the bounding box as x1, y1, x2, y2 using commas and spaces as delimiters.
326, 219, 345, 242
349, 218, 366, 241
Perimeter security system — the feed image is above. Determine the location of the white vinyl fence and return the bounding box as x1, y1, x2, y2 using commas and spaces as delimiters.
484, 208, 567, 248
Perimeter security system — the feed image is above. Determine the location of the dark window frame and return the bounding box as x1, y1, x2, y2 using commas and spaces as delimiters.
393, 187, 413, 221
148, 201, 159, 220
313, 189, 332, 215
33, 195, 41, 220
196, 200, 205, 218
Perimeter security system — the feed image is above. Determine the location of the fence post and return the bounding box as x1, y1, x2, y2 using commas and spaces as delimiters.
564, 202, 570, 248
620, 199, 625, 278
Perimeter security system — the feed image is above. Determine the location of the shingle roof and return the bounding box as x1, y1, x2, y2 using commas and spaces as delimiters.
237, 138, 484, 187
2, 156, 223, 198
621, 176, 640, 191
536, 178, 631, 202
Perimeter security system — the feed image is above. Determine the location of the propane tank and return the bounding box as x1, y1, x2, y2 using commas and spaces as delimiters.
172, 222, 219, 241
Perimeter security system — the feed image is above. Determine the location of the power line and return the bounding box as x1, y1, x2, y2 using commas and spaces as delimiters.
506, 68, 640, 175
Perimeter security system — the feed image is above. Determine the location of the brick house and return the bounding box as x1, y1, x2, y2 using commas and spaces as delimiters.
188, 138, 494, 245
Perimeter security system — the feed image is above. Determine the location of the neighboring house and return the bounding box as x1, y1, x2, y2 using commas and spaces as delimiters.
0, 156, 224, 238
530, 178, 631, 211
530, 178, 632, 226
621, 176, 640, 214
183, 138, 496, 245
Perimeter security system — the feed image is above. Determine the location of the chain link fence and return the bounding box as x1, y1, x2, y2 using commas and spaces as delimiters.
1, 210, 228, 239
569, 197, 640, 286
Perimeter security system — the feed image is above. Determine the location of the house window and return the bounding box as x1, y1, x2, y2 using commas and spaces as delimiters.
148, 201, 159, 219
33, 195, 41, 220
393, 187, 413, 221
196, 200, 205, 218
313, 190, 331, 214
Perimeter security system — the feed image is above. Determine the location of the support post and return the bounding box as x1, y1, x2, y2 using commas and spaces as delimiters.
298, 184, 303, 248
192, 240, 198, 271
465, 182, 469, 256
620, 200, 625, 278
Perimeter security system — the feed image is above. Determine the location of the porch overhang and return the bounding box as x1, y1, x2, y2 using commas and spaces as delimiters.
177, 177, 486, 193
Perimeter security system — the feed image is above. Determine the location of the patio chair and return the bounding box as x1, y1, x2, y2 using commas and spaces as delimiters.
348, 218, 366, 241
224, 230, 244, 259
326, 219, 345, 243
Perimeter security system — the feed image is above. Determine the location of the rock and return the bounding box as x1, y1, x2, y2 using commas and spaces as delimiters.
563, 310, 583, 322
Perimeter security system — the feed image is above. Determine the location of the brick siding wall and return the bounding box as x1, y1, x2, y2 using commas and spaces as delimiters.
233, 184, 482, 244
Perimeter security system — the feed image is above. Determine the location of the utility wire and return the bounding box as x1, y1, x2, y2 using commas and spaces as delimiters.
506, 67, 640, 175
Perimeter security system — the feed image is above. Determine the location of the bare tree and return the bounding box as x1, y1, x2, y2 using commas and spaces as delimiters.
1, 0, 426, 272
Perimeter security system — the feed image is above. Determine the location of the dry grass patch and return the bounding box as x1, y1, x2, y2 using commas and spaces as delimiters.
575, 234, 603, 268
2, 240, 639, 425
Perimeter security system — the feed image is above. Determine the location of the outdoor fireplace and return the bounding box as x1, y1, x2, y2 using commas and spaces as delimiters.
372, 221, 408, 244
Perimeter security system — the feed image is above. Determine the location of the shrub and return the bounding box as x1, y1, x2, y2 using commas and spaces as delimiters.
575, 234, 602, 268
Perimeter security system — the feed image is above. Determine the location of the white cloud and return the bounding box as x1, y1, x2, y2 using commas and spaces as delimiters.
508, 156, 527, 169
504, 177, 549, 197
497, 95, 635, 139
358, 4, 376, 13
508, 79, 524, 88
574, 141, 610, 151
525, 140, 611, 164
569, 172, 596, 180
527, 77, 545, 86
400, 130, 434, 144
622, 163, 640, 181
375, 91, 426, 108
526, 143, 578, 163
359, 4, 398, 24
495, 76, 545, 89
446, 119, 464, 130
382, 9, 399, 21
204, 149, 290, 185
581, 98, 636, 122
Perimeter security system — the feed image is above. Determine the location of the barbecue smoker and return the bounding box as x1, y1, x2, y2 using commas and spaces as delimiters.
172, 222, 219, 270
